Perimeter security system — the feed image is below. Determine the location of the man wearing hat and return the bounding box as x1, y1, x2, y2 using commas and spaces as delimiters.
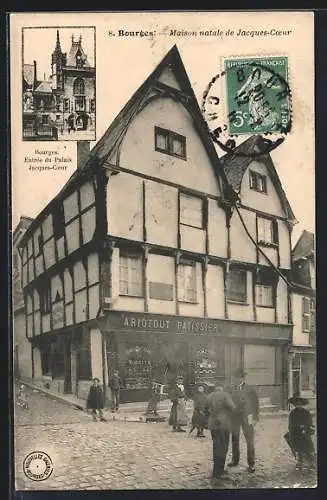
227, 368, 259, 473
206, 379, 237, 480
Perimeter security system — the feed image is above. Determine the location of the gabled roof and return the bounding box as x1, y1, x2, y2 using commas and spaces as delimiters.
60, 45, 227, 192
67, 38, 90, 68
19, 45, 228, 247
34, 80, 52, 93
292, 230, 315, 262
23, 64, 34, 87
220, 135, 296, 223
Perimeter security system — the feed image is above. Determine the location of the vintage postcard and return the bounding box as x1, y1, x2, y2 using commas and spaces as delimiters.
10, 11, 316, 491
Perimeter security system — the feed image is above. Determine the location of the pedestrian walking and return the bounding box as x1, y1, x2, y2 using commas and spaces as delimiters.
190, 384, 209, 438
206, 379, 236, 480
16, 384, 28, 410
284, 396, 316, 470
109, 369, 122, 412
227, 369, 259, 473
86, 378, 106, 422
168, 383, 188, 432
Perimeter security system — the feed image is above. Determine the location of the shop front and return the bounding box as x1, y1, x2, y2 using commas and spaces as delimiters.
99, 311, 290, 408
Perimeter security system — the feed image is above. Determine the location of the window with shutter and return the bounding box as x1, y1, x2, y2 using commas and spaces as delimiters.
302, 296, 311, 332
178, 261, 197, 303
255, 268, 276, 307
257, 216, 278, 245
119, 254, 143, 297
226, 268, 247, 303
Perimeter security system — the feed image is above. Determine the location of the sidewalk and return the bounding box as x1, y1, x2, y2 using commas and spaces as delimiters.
17, 378, 294, 423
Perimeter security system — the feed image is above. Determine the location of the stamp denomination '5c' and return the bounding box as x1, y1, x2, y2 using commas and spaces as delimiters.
224, 56, 291, 135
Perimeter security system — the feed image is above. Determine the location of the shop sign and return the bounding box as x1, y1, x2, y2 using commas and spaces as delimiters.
109, 312, 224, 335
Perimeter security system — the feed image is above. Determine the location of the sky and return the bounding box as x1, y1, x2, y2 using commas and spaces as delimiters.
11, 11, 315, 247
23, 27, 95, 80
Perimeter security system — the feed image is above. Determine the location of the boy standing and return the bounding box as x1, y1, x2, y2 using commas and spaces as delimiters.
86, 378, 106, 422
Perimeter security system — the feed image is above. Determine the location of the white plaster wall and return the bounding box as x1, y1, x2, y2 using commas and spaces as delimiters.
276, 278, 289, 325
230, 208, 256, 263
107, 172, 143, 241
145, 181, 178, 247
278, 220, 291, 269
206, 264, 225, 319
147, 254, 176, 315
90, 328, 103, 382
208, 199, 227, 257
119, 97, 221, 196
240, 162, 285, 217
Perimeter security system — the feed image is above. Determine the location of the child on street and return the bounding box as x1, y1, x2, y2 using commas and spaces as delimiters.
284, 396, 316, 470
86, 378, 106, 422
190, 384, 208, 438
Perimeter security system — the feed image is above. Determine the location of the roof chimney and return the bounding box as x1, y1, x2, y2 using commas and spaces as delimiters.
33, 60, 37, 89
77, 141, 90, 169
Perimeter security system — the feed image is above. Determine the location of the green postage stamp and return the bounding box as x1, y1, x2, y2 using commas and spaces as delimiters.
224, 56, 291, 135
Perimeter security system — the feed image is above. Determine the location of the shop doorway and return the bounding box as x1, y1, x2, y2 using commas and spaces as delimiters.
63, 338, 72, 394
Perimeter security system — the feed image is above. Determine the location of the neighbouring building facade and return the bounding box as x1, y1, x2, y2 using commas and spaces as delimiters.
18, 46, 297, 407
13, 216, 34, 379
23, 30, 95, 140
288, 230, 316, 405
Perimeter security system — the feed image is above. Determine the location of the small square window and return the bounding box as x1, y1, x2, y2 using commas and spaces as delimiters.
155, 127, 186, 160
249, 170, 267, 193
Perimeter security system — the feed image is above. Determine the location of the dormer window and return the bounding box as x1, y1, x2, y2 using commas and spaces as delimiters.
155, 126, 186, 160
249, 170, 267, 193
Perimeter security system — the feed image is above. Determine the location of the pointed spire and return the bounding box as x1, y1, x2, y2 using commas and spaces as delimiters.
79, 34, 82, 46
55, 29, 61, 51
71, 33, 75, 44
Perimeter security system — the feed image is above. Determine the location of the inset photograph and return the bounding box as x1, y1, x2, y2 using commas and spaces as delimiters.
22, 26, 96, 141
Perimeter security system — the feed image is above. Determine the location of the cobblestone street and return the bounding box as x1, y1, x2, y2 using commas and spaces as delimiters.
14, 385, 317, 490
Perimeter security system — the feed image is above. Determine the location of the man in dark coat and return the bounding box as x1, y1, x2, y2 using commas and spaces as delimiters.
109, 369, 122, 412
285, 396, 316, 470
227, 369, 259, 473
190, 384, 209, 438
86, 378, 106, 422
206, 379, 237, 480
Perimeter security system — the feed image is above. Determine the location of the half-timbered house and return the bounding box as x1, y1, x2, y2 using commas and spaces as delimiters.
18, 46, 296, 407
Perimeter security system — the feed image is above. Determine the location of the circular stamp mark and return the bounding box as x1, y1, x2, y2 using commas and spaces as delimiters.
202, 56, 292, 157
23, 451, 53, 482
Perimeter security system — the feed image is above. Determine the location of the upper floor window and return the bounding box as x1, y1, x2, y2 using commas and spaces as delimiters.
39, 280, 51, 314
180, 193, 203, 229
257, 216, 278, 245
255, 267, 275, 308
155, 126, 186, 160
53, 202, 65, 240
73, 77, 85, 95
119, 253, 143, 297
302, 296, 315, 333
249, 170, 267, 193
227, 267, 247, 304
178, 260, 197, 303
